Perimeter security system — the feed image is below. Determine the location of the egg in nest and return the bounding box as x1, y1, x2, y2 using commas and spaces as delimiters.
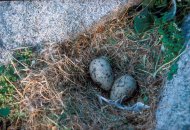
110, 74, 136, 101
89, 57, 114, 91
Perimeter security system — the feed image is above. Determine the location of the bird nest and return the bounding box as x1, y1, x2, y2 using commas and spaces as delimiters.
5, 7, 165, 130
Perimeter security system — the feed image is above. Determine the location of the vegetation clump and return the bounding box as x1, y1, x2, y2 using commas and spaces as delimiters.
134, 0, 188, 79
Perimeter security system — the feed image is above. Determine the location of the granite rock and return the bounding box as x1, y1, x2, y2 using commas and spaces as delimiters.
156, 14, 190, 130
0, 0, 141, 63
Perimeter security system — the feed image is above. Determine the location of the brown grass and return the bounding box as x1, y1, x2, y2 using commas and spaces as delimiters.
7, 6, 165, 130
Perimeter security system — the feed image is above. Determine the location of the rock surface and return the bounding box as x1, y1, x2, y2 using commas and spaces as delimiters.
0, 0, 141, 63
156, 14, 190, 130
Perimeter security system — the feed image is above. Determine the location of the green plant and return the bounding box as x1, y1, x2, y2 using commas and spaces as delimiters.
0, 64, 19, 113
0, 48, 33, 120
134, 8, 154, 33
134, 0, 186, 79
0, 107, 10, 117
156, 18, 184, 63
167, 63, 178, 80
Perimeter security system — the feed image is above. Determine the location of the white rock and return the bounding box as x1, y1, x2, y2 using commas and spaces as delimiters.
110, 74, 136, 100
0, 0, 142, 63
89, 57, 114, 91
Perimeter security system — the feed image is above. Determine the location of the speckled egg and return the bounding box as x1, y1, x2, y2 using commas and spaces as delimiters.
110, 74, 136, 100
89, 57, 114, 91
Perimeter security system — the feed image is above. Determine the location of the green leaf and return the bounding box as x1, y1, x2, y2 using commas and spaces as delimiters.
168, 63, 178, 80
134, 9, 153, 33
11, 76, 19, 82
0, 65, 5, 74
0, 107, 10, 117
7, 65, 15, 75
0, 87, 8, 94
60, 113, 67, 120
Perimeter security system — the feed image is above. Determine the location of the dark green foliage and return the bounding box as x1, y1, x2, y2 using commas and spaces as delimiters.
167, 63, 178, 80
134, 8, 154, 33
0, 107, 10, 117
13, 48, 33, 66
0, 48, 33, 118
155, 18, 185, 64
153, 2, 185, 79
134, 0, 186, 80
0, 64, 17, 109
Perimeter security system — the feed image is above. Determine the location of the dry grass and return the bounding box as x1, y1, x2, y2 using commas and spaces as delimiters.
7, 6, 165, 130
